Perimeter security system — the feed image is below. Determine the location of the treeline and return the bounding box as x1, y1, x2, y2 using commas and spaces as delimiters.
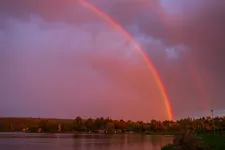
0, 116, 225, 133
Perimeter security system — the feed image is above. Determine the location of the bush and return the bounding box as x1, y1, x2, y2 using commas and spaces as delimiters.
162, 135, 209, 150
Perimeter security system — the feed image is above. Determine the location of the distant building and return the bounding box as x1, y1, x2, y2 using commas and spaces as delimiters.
114, 129, 122, 134
38, 128, 43, 133
95, 129, 105, 133
58, 124, 62, 132
22, 127, 29, 132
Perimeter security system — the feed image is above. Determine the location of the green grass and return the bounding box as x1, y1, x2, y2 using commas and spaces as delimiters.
199, 134, 225, 150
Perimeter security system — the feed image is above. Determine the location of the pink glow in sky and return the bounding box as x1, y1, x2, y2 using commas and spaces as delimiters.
0, 0, 225, 121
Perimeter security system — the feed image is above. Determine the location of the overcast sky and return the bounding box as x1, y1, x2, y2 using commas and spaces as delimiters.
0, 0, 225, 121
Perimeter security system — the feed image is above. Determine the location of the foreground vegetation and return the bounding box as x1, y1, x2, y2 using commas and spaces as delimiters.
199, 134, 225, 150
0, 116, 225, 134
162, 132, 225, 150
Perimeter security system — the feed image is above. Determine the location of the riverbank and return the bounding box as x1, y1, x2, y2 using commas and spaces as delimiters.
0, 131, 180, 136
199, 134, 225, 150
144, 131, 182, 135
162, 134, 225, 150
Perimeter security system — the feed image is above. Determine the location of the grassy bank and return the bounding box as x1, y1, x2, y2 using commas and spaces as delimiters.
162, 133, 225, 150
199, 134, 225, 150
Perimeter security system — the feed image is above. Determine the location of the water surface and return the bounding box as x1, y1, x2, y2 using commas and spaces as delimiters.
0, 133, 173, 150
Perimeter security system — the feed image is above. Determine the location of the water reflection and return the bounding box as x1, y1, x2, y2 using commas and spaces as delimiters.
72, 134, 173, 150
0, 133, 173, 150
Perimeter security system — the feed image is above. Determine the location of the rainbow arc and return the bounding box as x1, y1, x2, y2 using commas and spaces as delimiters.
79, 0, 174, 120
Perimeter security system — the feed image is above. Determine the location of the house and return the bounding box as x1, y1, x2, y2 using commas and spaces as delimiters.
95, 129, 105, 133
114, 129, 122, 134
22, 127, 29, 132
38, 128, 43, 133
58, 124, 62, 132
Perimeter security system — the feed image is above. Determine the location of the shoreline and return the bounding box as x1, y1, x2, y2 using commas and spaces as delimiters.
0, 131, 178, 136
162, 133, 225, 150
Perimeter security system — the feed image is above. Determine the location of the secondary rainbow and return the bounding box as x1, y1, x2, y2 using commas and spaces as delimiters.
80, 0, 174, 120
184, 53, 210, 116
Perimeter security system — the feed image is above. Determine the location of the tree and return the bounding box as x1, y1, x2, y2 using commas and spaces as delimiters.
150, 120, 158, 131
73, 116, 85, 131
38, 120, 48, 132
38, 119, 57, 132
115, 120, 126, 131
126, 120, 135, 131
106, 122, 115, 133
85, 118, 94, 131
94, 118, 105, 130
162, 120, 171, 132
143, 123, 151, 131
134, 121, 142, 132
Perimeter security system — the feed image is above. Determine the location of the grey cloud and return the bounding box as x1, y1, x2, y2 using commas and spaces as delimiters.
0, 17, 169, 121
1, 0, 225, 120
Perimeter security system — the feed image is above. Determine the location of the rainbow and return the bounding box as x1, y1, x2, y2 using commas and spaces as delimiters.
184, 53, 210, 116
79, 0, 174, 120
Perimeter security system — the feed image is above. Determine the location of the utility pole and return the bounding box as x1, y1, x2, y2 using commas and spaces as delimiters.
211, 109, 215, 135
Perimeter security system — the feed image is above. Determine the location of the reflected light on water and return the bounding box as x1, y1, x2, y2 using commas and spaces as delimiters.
0, 133, 174, 150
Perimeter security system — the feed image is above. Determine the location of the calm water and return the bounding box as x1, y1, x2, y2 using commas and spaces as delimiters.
0, 133, 174, 150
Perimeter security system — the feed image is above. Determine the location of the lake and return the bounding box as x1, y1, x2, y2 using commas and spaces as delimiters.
0, 133, 174, 150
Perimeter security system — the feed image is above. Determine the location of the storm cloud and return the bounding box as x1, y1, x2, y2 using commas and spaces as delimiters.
0, 0, 225, 120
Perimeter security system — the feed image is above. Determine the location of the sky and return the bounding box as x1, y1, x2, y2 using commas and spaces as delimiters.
0, 0, 225, 121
